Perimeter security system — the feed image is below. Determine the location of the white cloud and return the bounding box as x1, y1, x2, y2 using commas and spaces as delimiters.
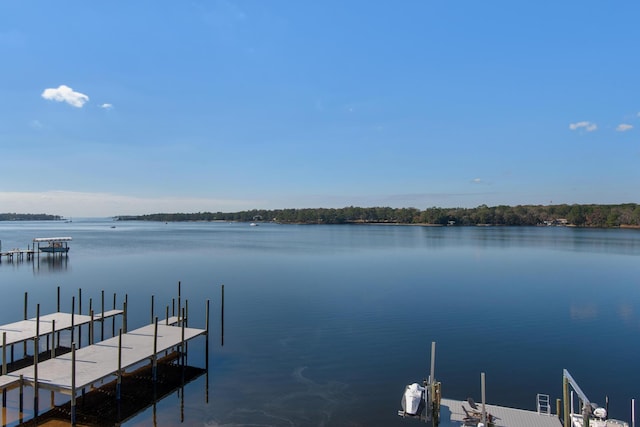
616, 123, 633, 132
41, 85, 89, 108
569, 121, 597, 132
100, 103, 113, 110
472, 178, 482, 183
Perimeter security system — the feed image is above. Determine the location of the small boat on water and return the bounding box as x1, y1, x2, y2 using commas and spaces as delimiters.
250, 223, 258, 226
40, 245, 70, 254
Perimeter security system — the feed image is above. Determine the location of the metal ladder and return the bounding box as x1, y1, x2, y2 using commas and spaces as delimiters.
537, 393, 551, 415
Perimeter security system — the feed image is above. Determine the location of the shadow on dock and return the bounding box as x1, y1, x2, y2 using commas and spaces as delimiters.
17, 353, 206, 427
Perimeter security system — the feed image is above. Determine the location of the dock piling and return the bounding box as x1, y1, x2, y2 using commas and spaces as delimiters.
116, 329, 122, 401
221, 284, 225, 347
101, 290, 105, 341
23, 292, 27, 357
112, 293, 117, 337
153, 317, 158, 382
78, 288, 82, 348
51, 320, 56, 359
151, 295, 155, 324
71, 296, 75, 345
71, 343, 76, 426
34, 304, 40, 416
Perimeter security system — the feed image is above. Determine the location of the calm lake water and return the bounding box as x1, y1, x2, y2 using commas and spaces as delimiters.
1, 219, 639, 426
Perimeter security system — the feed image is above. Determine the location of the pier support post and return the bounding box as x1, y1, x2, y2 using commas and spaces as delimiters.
152, 317, 158, 382
19, 374, 23, 422
221, 284, 224, 347
124, 294, 128, 334
90, 310, 94, 345
2, 332, 6, 408
116, 329, 122, 401
51, 320, 56, 359
71, 343, 76, 426
205, 299, 210, 368
181, 308, 186, 368
34, 304, 40, 417
71, 296, 76, 346
481, 372, 486, 425
78, 288, 82, 348
151, 295, 155, 324
112, 293, 117, 337
2, 332, 6, 376
23, 292, 27, 357
101, 290, 105, 341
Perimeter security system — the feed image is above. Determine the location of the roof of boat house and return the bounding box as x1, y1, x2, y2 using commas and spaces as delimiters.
33, 237, 72, 242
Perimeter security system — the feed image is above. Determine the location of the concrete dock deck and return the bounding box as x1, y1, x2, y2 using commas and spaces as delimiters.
0, 321, 205, 393
0, 311, 122, 348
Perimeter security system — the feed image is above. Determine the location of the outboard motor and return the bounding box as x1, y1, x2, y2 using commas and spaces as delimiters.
402, 383, 425, 415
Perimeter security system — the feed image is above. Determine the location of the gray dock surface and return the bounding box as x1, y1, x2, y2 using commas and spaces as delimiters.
439, 398, 563, 427
0, 310, 122, 347
0, 321, 205, 392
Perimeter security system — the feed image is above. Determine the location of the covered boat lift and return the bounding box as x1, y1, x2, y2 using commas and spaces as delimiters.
33, 237, 72, 257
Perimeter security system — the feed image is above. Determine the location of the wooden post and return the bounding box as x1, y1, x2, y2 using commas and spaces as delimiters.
2, 332, 5, 408
78, 288, 82, 348
178, 281, 181, 324
151, 295, 155, 324
19, 374, 23, 420
57, 286, 61, 312
2, 332, 6, 376
557, 398, 562, 418
23, 292, 27, 357
112, 293, 117, 337
101, 290, 105, 341
152, 317, 158, 382
34, 304, 40, 416
51, 319, 56, 359
221, 284, 225, 346
181, 308, 186, 368
71, 343, 76, 426
205, 299, 210, 368
90, 310, 94, 345
123, 299, 128, 334
116, 329, 122, 401
71, 296, 76, 346
172, 298, 175, 317
165, 306, 169, 325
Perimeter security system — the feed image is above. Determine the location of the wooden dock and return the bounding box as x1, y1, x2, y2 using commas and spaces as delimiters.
0, 249, 36, 262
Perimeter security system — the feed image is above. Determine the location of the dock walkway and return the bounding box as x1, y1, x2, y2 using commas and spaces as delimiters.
0, 310, 122, 348
0, 321, 205, 393
439, 398, 563, 427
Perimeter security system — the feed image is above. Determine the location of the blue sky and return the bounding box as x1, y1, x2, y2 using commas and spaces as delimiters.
1, 1, 638, 217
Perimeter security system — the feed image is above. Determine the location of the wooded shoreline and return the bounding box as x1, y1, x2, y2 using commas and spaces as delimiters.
116, 203, 640, 228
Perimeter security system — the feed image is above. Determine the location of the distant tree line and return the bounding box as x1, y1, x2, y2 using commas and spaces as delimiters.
0, 213, 63, 221
117, 203, 640, 228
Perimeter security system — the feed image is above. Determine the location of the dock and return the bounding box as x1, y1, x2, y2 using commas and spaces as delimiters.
438, 398, 562, 427
0, 248, 36, 262
0, 320, 206, 393
0, 236, 71, 263
0, 283, 211, 426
